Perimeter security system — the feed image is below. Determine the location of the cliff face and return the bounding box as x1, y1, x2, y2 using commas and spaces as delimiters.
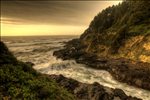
80, 1, 150, 62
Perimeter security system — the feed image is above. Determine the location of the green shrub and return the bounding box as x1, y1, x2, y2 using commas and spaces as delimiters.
0, 42, 75, 99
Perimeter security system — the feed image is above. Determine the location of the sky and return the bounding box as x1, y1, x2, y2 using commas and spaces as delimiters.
1, 0, 122, 36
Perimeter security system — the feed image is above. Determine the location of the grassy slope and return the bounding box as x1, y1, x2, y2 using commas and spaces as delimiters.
0, 41, 75, 99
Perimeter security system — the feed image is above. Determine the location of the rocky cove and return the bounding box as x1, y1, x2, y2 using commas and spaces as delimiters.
2, 36, 150, 100
1, 40, 146, 100
53, 39, 150, 91
1, 1, 150, 99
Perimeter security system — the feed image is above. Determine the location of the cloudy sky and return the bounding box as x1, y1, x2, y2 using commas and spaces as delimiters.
1, 0, 122, 36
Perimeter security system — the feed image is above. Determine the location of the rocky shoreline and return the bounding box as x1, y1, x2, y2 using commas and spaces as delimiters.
0, 40, 145, 99
53, 39, 150, 91
49, 74, 141, 100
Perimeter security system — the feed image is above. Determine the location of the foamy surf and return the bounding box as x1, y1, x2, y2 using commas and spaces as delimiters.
2, 36, 150, 100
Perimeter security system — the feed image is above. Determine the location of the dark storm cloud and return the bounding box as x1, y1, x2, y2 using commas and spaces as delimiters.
1, 0, 121, 25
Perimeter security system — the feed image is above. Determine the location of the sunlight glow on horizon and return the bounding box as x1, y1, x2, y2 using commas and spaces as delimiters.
1, 23, 87, 36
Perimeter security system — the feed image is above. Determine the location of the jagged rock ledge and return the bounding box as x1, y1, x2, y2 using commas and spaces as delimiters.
53, 39, 150, 91
49, 74, 141, 100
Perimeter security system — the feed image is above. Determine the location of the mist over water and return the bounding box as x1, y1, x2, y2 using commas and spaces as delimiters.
2, 36, 150, 100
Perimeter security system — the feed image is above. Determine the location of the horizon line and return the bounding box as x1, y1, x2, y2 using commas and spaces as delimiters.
1, 34, 80, 37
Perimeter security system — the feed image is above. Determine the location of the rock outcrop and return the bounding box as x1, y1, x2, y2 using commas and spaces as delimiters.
49, 74, 141, 100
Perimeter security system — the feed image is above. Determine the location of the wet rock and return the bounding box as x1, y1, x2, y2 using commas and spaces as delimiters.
49, 74, 141, 100
53, 39, 86, 60
49, 74, 79, 92
51, 63, 70, 70
113, 89, 127, 100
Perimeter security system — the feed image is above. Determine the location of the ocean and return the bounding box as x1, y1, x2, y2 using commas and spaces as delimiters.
2, 36, 150, 100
